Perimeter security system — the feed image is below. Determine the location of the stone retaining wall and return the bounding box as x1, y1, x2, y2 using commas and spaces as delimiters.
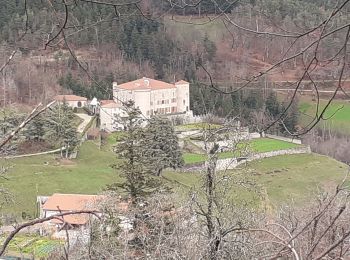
182, 146, 311, 172
265, 134, 302, 144
215, 146, 311, 171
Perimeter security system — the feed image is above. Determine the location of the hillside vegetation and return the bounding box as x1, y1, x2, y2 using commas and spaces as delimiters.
0, 0, 347, 106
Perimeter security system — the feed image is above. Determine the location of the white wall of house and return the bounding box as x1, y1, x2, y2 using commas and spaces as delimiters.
100, 106, 125, 132
113, 81, 190, 117
175, 82, 190, 113
134, 89, 151, 116
57, 100, 87, 109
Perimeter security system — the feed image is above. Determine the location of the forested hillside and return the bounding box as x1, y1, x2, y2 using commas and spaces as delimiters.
1, 0, 348, 107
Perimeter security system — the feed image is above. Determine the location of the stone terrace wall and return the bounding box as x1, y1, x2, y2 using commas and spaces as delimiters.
215, 146, 311, 171
265, 134, 302, 144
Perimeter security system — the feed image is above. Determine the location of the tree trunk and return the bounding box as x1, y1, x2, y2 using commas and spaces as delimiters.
206, 152, 219, 260
65, 144, 69, 159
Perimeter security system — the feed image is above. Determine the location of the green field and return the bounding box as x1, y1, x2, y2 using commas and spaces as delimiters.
165, 153, 347, 206
1, 141, 117, 218
165, 16, 226, 43
0, 137, 346, 218
299, 97, 350, 134
183, 138, 299, 164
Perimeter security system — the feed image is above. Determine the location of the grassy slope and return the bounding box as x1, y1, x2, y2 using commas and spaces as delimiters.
183, 138, 299, 164
299, 97, 350, 134
165, 153, 347, 206
1, 141, 117, 217
1, 137, 346, 217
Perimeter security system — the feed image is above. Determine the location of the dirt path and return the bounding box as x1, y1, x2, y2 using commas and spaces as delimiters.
76, 113, 93, 133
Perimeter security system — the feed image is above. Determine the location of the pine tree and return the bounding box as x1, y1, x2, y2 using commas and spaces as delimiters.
24, 114, 45, 141
44, 101, 79, 158
265, 91, 280, 117
0, 109, 25, 154
143, 116, 184, 176
112, 101, 159, 201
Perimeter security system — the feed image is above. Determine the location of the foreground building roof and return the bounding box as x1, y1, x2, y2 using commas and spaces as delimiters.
43, 193, 103, 211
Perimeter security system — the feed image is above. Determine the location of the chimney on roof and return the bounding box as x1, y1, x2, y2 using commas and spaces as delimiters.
143, 77, 150, 87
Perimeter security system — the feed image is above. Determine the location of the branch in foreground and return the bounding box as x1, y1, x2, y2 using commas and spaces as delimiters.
0, 210, 100, 256
0, 101, 56, 150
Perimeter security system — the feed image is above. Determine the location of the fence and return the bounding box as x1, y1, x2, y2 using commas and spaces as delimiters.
4, 147, 66, 159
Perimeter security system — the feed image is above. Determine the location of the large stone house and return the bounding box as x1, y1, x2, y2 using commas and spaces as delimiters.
99, 77, 191, 131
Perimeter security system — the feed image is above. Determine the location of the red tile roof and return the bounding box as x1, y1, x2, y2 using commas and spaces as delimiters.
51, 214, 91, 225
54, 95, 87, 101
175, 80, 189, 85
101, 101, 121, 108
43, 193, 103, 211
117, 77, 175, 90
100, 100, 115, 106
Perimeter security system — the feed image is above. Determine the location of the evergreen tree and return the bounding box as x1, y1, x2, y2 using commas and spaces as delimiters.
203, 34, 217, 62
265, 91, 280, 117
112, 101, 158, 201
24, 114, 45, 141
143, 116, 184, 176
0, 109, 25, 154
44, 101, 79, 158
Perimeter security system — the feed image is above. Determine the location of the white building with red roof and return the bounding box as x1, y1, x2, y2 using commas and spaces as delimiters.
99, 77, 191, 131
54, 94, 87, 109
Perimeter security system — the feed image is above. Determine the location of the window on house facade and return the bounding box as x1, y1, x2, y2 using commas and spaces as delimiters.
77, 101, 82, 107
183, 99, 185, 105
162, 100, 165, 104
186, 106, 189, 111
171, 98, 176, 103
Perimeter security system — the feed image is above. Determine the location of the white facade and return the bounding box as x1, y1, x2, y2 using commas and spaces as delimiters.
113, 78, 191, 117
54, 95, 87, 109
99, 78, 191, 132
99, 103, 126, 132
64, 100, 87, 108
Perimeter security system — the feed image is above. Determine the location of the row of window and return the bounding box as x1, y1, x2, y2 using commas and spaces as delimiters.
146, 107, 178, 116
153, 98, 177, 105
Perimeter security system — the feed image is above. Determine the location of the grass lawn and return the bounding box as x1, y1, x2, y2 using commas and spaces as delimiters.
1, 141, 117, 218
183, 138, 300, 164
299, 97, 350, 134
250, 138, 299, 152
165, 153, 348, 207
0, 136, 345, 218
